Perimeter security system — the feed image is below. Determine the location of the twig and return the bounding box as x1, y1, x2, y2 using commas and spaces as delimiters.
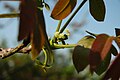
0, 13, 19, 18
0, 37, 30, 59
0, 45, 31, 58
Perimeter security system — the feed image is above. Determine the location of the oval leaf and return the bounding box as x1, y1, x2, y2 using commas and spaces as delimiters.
18, 0, 37, 41
89, 34, 114, 71
103, 53, 120, 80
89, 0, 106, 21
73, 45, 89, 73
51, 0, 77, 20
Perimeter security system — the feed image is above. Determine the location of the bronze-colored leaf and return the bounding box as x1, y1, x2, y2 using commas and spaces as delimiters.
31, 9, 46, 60
89, 0, 106, 21
89, 34, 114, 71
31, 25, 45, 60
18, 0, 37, 41
103, 53, 120, 80
73, 46, 89, 73
51, 0, 77, 20
115, 36, 120, 48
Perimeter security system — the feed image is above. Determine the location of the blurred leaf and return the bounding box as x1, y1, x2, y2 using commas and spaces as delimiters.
103, 53, 120, 80
18, 0, 37, 41
44, 3, 50, 11
95, 52, 111, 75
89, 34, 114, 71
78, 36, 95, 48
51, 0, 77, 20
110, 45, 118, 56
115, 28, 120, 36
19, 0, 46, 60
115, 36, 120, 48
72, 45, 89, 73
89, 0, 106, 21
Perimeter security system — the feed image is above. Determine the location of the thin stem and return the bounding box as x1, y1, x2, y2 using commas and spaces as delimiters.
0, 13, 19, 18
53, 43, 77, 49
56, 20, 62, 32
1, 37, 30, 59
86, 30, 97, 37
60, 0, 87, 33
42, 48, 47, 66
52, 20, 62, 43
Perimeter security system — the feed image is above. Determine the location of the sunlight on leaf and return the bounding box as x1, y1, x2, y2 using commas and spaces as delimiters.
89, 0, 106, 21
51, 0, 77, 20
78, 36, 95, 49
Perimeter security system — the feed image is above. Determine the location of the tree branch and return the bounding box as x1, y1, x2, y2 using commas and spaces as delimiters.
0, 36, 30, 59
0, 45, 31, 59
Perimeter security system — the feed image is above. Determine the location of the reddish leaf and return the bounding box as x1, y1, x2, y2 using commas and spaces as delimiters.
73, 46, 89, 73
89, 0, 106, 21
18, 0, 37, 41
31, 24, 45, 60
31, 8, 46, 60
115, 28, 120, 36
51, 0, 77, 20
103, 53, 120, 80
89, 34, 114, 71
19, 0, 46, 60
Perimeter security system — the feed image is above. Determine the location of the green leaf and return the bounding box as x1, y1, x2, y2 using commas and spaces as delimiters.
89, 34, 114, 72
72, 46, 89, 73
89, 0, 106, 21
51, 0, 77, 20
78, 36, 95, 48
44, 3, 50, 11
95, 52, 111, 75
